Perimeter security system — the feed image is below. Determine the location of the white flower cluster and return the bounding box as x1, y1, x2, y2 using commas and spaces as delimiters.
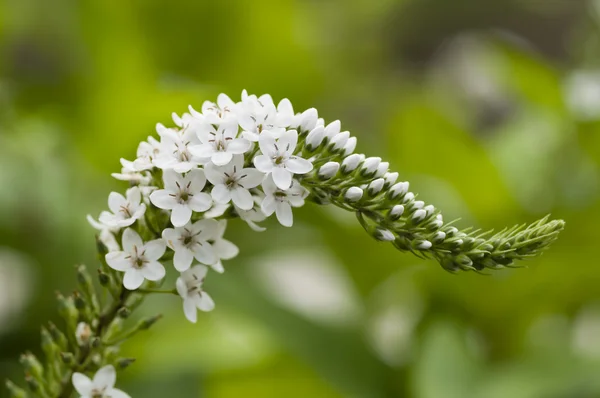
88, 91, 332, 323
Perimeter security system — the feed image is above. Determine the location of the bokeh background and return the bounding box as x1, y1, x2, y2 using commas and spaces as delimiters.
1, 0, 599, 397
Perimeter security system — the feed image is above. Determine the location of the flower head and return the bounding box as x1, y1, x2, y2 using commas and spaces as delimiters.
98, 186, 146, 228
72, 365, 130, 398
162, 219, 219, 272
176, 265, 215, 323
253, 130, 313, 190
260, 177, 308, 227
205, 154, 264, 210
149, 169, 212, 227
105, 228, 166, 290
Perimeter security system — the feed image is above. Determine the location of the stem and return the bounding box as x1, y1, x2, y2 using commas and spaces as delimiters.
137, 288, 177, 295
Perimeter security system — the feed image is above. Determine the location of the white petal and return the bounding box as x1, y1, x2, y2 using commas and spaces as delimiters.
143, 239, 166, 261
258, 131, 277, 157
149, 190, 177, 210
230, 187, 253, 210
122, 228, 143, 254
72, 373, 93, 396
123, 269, 145, 290
275, 202, 293, 227
174, 249, 194, 272
196, 292, 215, 312
92, 365, 116, 390
286, 157, 313, 174
163, 169, 184, 192
141, 261, 166, 281
193, 243, 218, 265
126, 186, 141, 205
227, 138, 251, 154
272, 167, 292, 190
186, 168, 206, 193
204, 164, 226, 186
214, 239, 239, 260
278, 130, 298, 154
212, 151, 233, 166
105, 252, 130, 272
189, 144, 215, 159
188, 192, 212, 212
176, 277, 187, 298
237, 168, 264, 189
171, 204, 192, 227
183, 298, 198, 323
211, 184, 231, 204
210, 260, 225, 273
261, 176, 278, 195
107, 192, 127, 214
195, 219, 219, 240
261, 195, 276, 216
107, 388, 131, 398
253, 155, 273, 173
161, 228, 181, 250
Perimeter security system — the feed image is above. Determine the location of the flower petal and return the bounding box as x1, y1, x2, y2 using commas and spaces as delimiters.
210, 260, 225, 273
171, 204, 192, 227
272, 167, 292, 190
286, 157, 313, 174
141, 261, 166, 281
105, 252, 130, 272
183, 298, 198, 323
189, 144, 214, 159
149, 190, 177, 210
275, 202, 293, 227
108, 388, 131, 398
204, 164, 226, 186
162, 228, 181, 250
123, 269, 145, 290
126, 186, 141, 205
258, 130, 277, 156
107, 192, 126, 214
253, 155, 273, 173
238, 168, 264, 189
193, 243, 218, 265
227, 138, 251, 154
176, 276, 187, 298
214, 239, 239, 260
72, 373, 93, 396
195, 219, 219, 240
211, 151, 233, 166
278, 130, 298, 154
230, 187, 253, 210
211, 184, 231, 204
196, 292, 215, 312
122, 228, 143, 253
143, 239, 166, 261
186, 168, 207, 193
163, 169, 184, 192
92, 365, 116, 390
174, 249, 194, 272
188, 192, 212, 212
261, 195, 276, 216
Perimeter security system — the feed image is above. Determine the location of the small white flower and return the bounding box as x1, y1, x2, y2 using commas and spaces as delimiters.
253, 130, 313, 190
205, 155, 264, 210
208, 220, 239, 273
149, 169, 212, 227
72, 365, 130, 398
105, 228, 166, 290
189, 93, 237, 123
176, 265, 215, 323
153, 128, 202, 173
132, 136, 162, 171
162, 219, 219, 272
98, 187, 146, 228
261, 177, 308, 227
75, 322, 92, 346
238, 95, 294, 141
189, 123, 251, 166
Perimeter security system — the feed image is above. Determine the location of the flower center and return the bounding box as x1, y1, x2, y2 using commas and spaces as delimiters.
216, 140, 226, 151
119, 205, 132, 218
179, 191, 190, 202
274, 156, 284, 165
183, 235, 194, 246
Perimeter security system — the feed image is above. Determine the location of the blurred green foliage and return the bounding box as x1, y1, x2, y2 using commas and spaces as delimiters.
1, 0, 599, 397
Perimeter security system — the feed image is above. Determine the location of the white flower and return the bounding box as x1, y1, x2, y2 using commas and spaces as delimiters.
238, 95, 294, 141
75, 322, 91, 346
132, 136, 162, 171
253, 130, 313, 190
261, 177, 308, 227
72, 365, 130, 398
189, 93, 237, 124
98, 187, 146, 228
86, 216, 120, 252
176, 265, 215, 323
153, 128, 202, 173
162, 219, 219, 272
149, 169, 212, 227
208, 220, 239, 273
105, 228, 166, 290
205, 155, 264, 210
235, 193, 268, 232
189, 123, 250, 166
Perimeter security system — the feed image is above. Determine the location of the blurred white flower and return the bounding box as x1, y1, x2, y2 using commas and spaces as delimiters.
72, 365, 130, 398
97, 186, 146, 228
162, 219, 219, 272
176, 265, 215, 323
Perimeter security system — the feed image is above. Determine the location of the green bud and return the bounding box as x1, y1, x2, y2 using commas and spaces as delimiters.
24, 376, 39, 394
91, 337, 102, 349
98, 269, 110, 286
59, 352, 74, 365
77, 265, 100, 314
56, 293, 78, 331
48, 323, 67, 350
117, 307, 131, 319
116, 357, 136, 370
40, 327, 57, 361
138, 314, 163, 331
73, 291, 87, 311
5, 379, 27, 398
19, 353, 44, 381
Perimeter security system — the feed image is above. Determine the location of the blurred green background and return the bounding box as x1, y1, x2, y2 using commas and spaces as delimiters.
1, 0, 599, 397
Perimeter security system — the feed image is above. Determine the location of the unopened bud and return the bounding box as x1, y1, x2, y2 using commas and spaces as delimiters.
374, 162, 389, 178
389, 205, 405, 220
412, 209, 427, 223
330, 131, 350, 151
376, 229, 395, 241
97, 269, 110, 286
343, 136, 357, 155
20, 353, 43, 380
76, 322, 92, 346
424, 205, 435, 216
361, 157, 381, 176
389, 182, 409, 199
384, 172, 399, 187
318, 162, 340, 179
5, 380, 27, 398
300, 108, 318, 131
116, 357, 136, 370
48, 322, 67, 350
416, 240, 432, 250
412, 200, 425, 210
432, 231, 446, 242
138, 314, 163, 331
368, 178, 385, 195
345, 187, 363, 202
323, 120, 341, 139
305, 126, 324, 150
60, 352, 74, 364
24, 375, 40, 393
341, 154, 363, 173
